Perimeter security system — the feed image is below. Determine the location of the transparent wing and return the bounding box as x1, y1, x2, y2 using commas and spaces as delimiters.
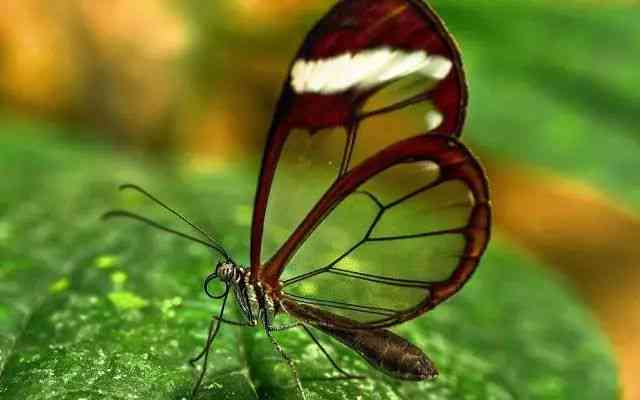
251, 0, 467, 268
263, 134, 490, 329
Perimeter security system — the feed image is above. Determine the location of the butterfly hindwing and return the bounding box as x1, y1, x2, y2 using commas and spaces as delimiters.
262, 134, 490, 328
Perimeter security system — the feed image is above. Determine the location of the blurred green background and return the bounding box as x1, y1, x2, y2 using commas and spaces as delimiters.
0, 0, 638, 398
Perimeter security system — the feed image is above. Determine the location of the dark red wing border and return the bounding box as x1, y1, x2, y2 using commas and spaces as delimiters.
250, 0, 467, 269
289, 0, 467, 134
264, 134, 490, 328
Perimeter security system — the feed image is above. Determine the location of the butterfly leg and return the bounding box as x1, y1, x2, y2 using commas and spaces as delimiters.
263, 320, 306, 400
266, 322, 364, 380
268, 322, 301, 332
214, 315, 253, 327
190, 292, 237, 399
301, 324, 366, 380
190, 314, 221, 399
190, 316, 251, 367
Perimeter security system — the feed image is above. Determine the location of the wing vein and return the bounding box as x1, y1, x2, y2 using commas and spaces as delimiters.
283, 293, 398, 317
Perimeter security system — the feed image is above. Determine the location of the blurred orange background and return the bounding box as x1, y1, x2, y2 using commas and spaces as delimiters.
1, 0, 638, 398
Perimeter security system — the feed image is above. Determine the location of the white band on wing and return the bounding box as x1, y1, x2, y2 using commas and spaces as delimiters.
290, 47, 452, 95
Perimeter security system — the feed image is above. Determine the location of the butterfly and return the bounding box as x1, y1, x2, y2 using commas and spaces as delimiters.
104, 0, 491, 399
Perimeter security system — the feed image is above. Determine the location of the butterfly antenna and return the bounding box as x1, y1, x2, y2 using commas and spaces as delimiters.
117, 183, 228, 254
102, 210, 230, 260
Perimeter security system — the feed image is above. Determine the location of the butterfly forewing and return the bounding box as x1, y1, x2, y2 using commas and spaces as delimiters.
251, 0, 468, 268
265, 135, 489, 329
259, 127, 346, 263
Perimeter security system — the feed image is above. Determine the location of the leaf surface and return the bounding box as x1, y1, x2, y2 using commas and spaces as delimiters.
0, 122, 618, 399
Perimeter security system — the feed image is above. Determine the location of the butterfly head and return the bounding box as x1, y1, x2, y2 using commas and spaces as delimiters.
216, 261, 239, 283
203, 260, 243, 299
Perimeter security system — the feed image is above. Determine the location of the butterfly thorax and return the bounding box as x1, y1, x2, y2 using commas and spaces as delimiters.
218, 262, 277, 326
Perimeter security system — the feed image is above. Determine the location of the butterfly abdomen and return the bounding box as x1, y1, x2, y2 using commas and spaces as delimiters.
315, 324, 438, 380
282, 299, 438, 380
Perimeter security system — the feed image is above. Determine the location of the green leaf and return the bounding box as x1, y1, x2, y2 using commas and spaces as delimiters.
0, 120, 618, 399
432, 0, 640, 209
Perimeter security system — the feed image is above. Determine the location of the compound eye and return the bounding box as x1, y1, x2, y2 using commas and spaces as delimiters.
214, 261, 224, 274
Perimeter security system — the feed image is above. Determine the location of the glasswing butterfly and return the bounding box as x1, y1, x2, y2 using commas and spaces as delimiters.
104, 0, 491, 399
